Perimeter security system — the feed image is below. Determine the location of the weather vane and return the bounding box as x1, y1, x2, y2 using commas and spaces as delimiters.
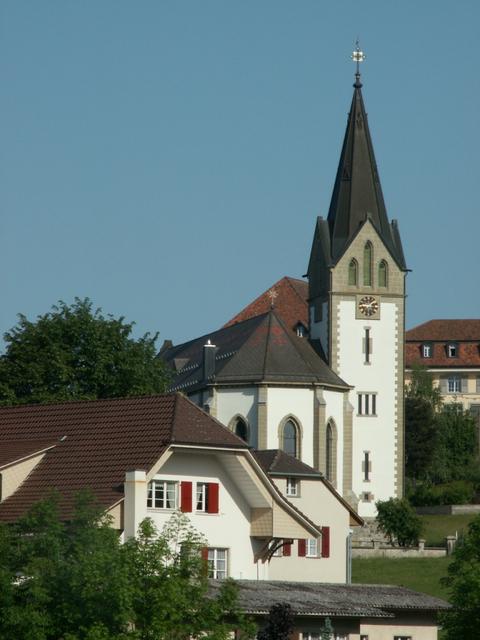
267, 288, 278, 308
351, 39, 365, 85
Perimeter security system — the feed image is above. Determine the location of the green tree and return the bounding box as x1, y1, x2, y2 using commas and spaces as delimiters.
0, 298, 170, 405
256, 603, 294, 640
0, 494, 253, 640
405, 396, 437, 482
441, 515, 480, 638
405, 364, 442, 410
429, 406, 477, 484
375, 498, 423, 547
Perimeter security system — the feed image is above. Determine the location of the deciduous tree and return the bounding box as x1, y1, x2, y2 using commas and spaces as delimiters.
0, 298, 170, 405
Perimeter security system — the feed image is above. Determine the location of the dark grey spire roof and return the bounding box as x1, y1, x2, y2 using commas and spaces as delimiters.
162, 310, 349, 393
326, 78, 406, 269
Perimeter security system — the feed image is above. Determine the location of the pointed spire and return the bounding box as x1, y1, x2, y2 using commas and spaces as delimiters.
326, 45, 406, 269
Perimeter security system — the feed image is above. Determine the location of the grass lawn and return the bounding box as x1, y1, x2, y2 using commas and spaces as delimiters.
352, 557, 452, 601
419, 513, 477, 547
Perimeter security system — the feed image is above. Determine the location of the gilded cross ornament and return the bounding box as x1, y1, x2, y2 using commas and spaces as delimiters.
267, 288, 278, 308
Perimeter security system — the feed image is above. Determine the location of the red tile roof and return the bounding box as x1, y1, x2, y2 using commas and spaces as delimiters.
0, 439, 58, 469
406, 320, 480, 368
0, 394, 248, 522
224, 277, 308, 332
406, 320, 480, 342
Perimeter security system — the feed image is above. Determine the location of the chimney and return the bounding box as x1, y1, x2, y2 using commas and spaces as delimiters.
203, 340, 216, 383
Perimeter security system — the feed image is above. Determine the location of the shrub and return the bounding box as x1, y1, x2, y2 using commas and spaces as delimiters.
376, 498, 423, 547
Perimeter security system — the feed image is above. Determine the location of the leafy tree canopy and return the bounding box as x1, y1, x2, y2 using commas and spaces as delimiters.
0, 298, 170, 405
257, 603, 294, 640
406, 364, 442, 409
442, 515, 480, 638
375, 498, 423, 547
0, 493, 254, 640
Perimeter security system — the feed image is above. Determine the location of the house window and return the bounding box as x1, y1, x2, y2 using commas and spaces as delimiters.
447, 342, 458, 358
357, 393, 377, 416
363, 242, 373, 286
362, 492, 373, 502
282, 419, 299, 458
147, 480, 177, 509
234, 417, 248, 442
286, 477, 298, 497
422, 343, 432, 358
394, 637, 412, 640
378, 259, 388, 287
448, 376, 461, 393
195, 482, 219, 513
306, 538, 319, 557
348, 258, 358, 285
207, 548, 227, 579
296, 323, 308, 338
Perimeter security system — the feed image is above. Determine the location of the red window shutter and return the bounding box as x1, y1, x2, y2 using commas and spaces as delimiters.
321, 527, 330, 558
283, 541, 291, 556
201, 547, 209, 562
180, 481, 192, 512
298, 539, 306, 557
207, 482, 219, 513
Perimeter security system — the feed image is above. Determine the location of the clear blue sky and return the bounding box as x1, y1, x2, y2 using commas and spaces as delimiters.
1, 1, 479, 348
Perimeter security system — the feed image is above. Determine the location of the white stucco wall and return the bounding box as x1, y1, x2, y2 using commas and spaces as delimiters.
322, 389, 346, 493
337, 300, 398, 517
266, 387, 315, 467
269, 476, 351, 583
145, 452, 259, 580
216, 387, 258, 447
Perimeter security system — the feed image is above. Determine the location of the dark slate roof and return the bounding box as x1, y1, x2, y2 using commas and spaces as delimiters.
254, 449, 322, 477
209, 580, 450, 618
224, 277, 308, 332
0, 438, 58, 469
320, 77, 406, 269
162, 310, 349, 393
0, 394, 248, 522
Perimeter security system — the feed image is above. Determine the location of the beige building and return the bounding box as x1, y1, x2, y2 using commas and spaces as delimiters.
405, 319, 480, 432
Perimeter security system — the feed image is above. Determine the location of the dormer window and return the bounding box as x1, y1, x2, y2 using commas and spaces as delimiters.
295, 323, 308, 338
422, 343, 432, 358
447, 343, 458, 358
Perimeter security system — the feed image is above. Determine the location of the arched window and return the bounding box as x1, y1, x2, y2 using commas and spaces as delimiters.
326, 422, 334, 482
363, 242, 373, 286
348, 259, 358, 286
282, 419, 298, 458
234, 417, 248, 442
378, 260, 388, 287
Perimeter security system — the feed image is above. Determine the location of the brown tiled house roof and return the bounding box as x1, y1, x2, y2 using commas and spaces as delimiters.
224, 276, 308, 332
0, 394, 248, 522
406, 320, 480, 368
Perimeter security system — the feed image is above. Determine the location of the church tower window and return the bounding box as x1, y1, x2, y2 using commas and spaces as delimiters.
348, 258, 358, 286
282, 419, 299, 458
233, 417, 248, 442
326, 422, 334, 482
378, 260, 388, 287
363, 242, 373, 286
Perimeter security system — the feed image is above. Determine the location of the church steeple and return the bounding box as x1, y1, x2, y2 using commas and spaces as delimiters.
326, 47, 406, 269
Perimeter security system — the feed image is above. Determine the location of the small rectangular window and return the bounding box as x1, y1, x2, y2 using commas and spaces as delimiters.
286, 477, 298, 497
422, 343, 432, 358
196, 482, 208, 511
207, 548, 228, 579
306, 538, 319, 557
447, 343, 458, 358
448, 376, 461, 393
364, 328, 371, 363
147, 480, 178, 509
363, 451, 370, 481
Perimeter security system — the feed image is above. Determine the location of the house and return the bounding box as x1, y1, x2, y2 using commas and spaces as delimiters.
0, 393, 449, 639
406, 320, 480, 430
162, 59, 407, 519
0, 393, 359, 584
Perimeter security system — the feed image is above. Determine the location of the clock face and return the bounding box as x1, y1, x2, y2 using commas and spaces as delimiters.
358, 295, 379, 317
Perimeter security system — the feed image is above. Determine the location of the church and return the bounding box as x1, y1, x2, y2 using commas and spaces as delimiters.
162, 54, 407, 519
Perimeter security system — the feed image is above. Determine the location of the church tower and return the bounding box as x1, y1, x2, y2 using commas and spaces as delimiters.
307, 46, 407, 517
